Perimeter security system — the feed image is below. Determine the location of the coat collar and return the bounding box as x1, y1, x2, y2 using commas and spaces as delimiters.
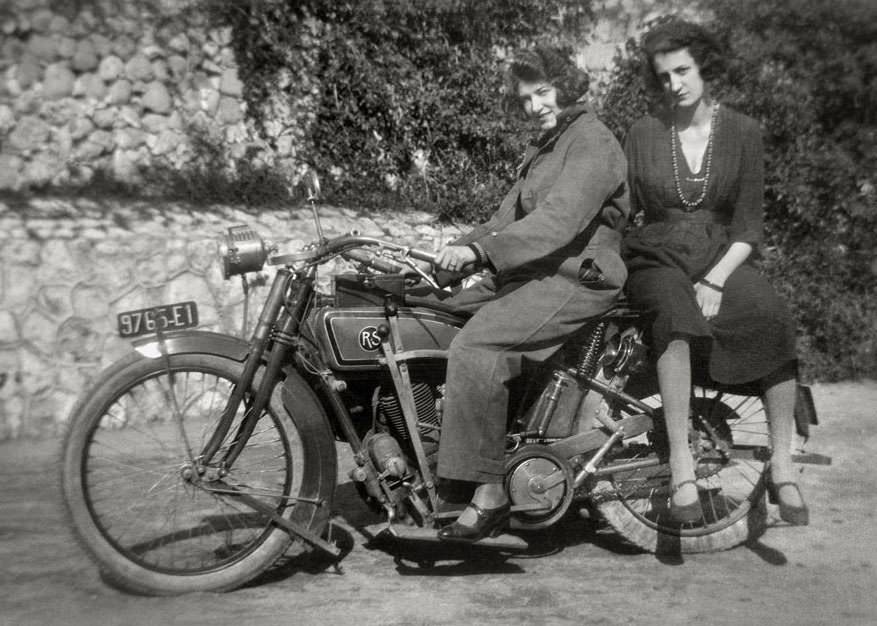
532, 102, 592, 148
518, 102, 592, 177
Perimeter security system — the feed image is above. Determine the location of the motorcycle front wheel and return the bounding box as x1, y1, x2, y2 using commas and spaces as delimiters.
593, 386, 769, 553
60, 352, 335, 594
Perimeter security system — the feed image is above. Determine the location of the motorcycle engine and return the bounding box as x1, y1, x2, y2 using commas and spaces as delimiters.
377, 381, 442, 444
349, 381, 443, 520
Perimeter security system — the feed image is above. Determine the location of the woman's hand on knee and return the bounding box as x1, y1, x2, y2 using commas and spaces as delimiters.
695, 281, 723, 320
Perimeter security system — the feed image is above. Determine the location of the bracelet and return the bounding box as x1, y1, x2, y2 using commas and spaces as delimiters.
698, 278, 724, 293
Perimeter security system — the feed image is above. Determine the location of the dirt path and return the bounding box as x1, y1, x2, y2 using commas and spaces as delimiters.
1, 381, 876, 626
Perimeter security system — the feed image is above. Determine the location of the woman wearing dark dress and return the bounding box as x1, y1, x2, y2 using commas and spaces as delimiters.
623, 19, 808, 525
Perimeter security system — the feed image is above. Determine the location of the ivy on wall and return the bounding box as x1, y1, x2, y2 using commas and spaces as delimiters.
205, 0, 595, 222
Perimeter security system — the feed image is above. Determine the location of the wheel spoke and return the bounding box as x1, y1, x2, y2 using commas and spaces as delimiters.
59, 350, 337, 594
79, 364, 298, 575
596, 386, 768, 552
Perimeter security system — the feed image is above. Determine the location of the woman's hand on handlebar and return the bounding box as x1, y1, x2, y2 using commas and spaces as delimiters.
434, 245, 477, 273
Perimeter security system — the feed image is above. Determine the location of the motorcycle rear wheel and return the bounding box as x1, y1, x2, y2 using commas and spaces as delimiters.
60, 352, 334, 594
593, 386, 768, 553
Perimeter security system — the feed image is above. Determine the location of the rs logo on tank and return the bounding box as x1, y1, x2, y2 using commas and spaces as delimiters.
358, 326, 382, 351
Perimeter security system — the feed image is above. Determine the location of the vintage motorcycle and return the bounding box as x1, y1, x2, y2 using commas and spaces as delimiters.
60, 172, 827, 595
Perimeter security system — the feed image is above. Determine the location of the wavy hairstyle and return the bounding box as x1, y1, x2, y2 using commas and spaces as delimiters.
504, 45, 590, 115
640, 18, 726, 93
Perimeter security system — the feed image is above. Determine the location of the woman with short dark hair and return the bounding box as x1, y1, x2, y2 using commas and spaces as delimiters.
433, 46, 629, 542
623, 19, 808, 525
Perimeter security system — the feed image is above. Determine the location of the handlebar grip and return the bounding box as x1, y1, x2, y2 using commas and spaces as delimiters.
342, 249, 406, 274
407, 248, 437, 264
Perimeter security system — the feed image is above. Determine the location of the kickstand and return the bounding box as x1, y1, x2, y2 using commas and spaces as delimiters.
324, 520, 350, 574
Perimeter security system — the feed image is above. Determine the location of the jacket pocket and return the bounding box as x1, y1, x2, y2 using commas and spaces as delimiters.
578, 248, 627, 290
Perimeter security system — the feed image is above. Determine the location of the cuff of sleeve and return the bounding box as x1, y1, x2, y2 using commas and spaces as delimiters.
468, 241, 494, 271
467, 242, 485, 264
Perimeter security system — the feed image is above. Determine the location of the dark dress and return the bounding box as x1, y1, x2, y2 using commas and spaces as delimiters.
623, 105, 797, 385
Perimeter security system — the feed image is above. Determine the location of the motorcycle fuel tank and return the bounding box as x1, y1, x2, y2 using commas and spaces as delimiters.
311, 306, 463, 372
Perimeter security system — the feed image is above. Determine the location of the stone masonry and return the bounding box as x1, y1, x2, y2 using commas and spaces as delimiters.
0, 0, 265, 192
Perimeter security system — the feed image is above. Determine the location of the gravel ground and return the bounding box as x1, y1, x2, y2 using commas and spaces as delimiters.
1, 381, 875, 626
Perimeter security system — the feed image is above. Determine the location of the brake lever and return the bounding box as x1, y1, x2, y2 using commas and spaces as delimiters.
401, 256, 440, 289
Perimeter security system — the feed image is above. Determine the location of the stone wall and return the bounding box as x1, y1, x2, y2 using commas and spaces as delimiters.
0, 0, 261, 192
0, 197, 465, 439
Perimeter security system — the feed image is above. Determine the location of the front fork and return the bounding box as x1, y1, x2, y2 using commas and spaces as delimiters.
170, 267, 342, 558
197, 268, 313, 470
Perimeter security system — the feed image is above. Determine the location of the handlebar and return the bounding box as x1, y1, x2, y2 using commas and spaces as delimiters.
341, 248, 407, 274
269, 233, 438, 270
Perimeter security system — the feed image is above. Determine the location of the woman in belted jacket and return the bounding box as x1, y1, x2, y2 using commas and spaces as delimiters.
433, 46, 629, 542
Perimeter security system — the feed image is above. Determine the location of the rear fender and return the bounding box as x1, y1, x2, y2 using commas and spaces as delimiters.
132, 330, 250, 361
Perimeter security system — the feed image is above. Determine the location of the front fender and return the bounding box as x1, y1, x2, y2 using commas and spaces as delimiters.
132, 330, 250, 361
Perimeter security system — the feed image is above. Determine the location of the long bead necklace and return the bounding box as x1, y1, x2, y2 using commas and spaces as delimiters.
671, 102, 720, 209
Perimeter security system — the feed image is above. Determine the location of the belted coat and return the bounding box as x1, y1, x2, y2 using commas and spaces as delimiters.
437, 104, 630, 483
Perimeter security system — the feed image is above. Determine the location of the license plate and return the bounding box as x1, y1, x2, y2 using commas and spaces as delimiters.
117, 301, 199, 338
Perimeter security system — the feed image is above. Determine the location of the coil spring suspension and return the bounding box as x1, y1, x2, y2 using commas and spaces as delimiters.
576, 321, 607, 379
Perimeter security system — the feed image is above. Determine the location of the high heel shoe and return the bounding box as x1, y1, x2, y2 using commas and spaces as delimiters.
437, 501, 511, 542
669, 479, 703, 523
767, 480, 810, 526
